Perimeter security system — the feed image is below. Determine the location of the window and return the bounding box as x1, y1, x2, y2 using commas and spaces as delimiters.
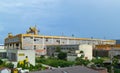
16, 43, 19, 47
34, 45, 36, 50
46, 38, 48, 42
23, 37, 26, 39
30, 37, 33, 39
11, 53, 17, 61
0, 52, 7, 58
72, 48, 74, 50
56, 40, 60, 44
34, 39, 39, 41
34, 39, 36, 41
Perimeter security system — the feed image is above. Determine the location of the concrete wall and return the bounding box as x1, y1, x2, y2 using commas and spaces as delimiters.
78, 44, 93, 60
67, 55, 77, 61
109, 48, 120, 58
7, 50, 35, 66
22, 37, 34, 50
17, 50, 35, 66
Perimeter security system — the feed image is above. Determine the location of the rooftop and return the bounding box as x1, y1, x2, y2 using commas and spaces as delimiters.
30, 66, 100, 73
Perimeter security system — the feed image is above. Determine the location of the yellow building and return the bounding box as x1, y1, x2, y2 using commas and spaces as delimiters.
4, 27, 116, 55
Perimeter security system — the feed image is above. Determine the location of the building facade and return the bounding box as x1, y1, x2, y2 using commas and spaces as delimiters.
4, 27, 116, 51
47, 44, 93, 61
3, 26, 117, 65
93, 44, 120, 57
109, 48, 120, 59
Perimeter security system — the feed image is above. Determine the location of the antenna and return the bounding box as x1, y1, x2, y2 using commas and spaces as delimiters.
72, 34, 74, 37
62, 32, 64, 36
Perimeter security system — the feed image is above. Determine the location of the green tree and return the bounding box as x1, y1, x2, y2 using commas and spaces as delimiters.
55, 46, 61, 52
36, 57, 74, 67
58, 52, 67, 60
79, 50, 85, 58
40, 55, 45, 58
112, 58, 119, 66
92, 58, 104, 67
6, 63, 14, 68
114, 55, 120, 59
75, 57, 90, 66
80, 50, 84, 53
112, 56, 119, 67
0, 59, 3, 65
75, 51, 90, 66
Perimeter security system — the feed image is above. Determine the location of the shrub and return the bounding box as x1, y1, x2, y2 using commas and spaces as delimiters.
75, 57, 90, 66
0, 59, 3, 65
58, 52, 67, 60
36, 57, 74, 67
92, 58, 104, 67
5, 63, 14, 69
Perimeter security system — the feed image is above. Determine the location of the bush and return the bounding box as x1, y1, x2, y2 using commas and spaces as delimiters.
92, 58, 104, 67
0, 59, 3, 65
55, 46, 61, 52
114, 68, 120, 73
36, 58, 46, 63
5, 63, 14, 69
58, 52, 67, 60
36, 57, 74, 67
40, 55, 45, 58
34, 64, 42, 70
47, 60, 74, 67
75, 57, 90, 66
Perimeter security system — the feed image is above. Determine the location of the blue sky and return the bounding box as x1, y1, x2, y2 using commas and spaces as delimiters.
0, 0, 120, 43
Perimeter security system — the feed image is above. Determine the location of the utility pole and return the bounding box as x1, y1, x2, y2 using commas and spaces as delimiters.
111, 51, 114, 73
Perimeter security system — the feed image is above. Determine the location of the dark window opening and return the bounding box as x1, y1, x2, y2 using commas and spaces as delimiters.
34, 45, 36, 50
46, 38, 48, 42
34, 39, 39, 41
34, 39, 36, 41
16, 43, 19, 47
23, 37, 26, 39
10, 44, 12, 46
56, 40, 60, 44
10, 53, 17, 61
30, 37, 33, 39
